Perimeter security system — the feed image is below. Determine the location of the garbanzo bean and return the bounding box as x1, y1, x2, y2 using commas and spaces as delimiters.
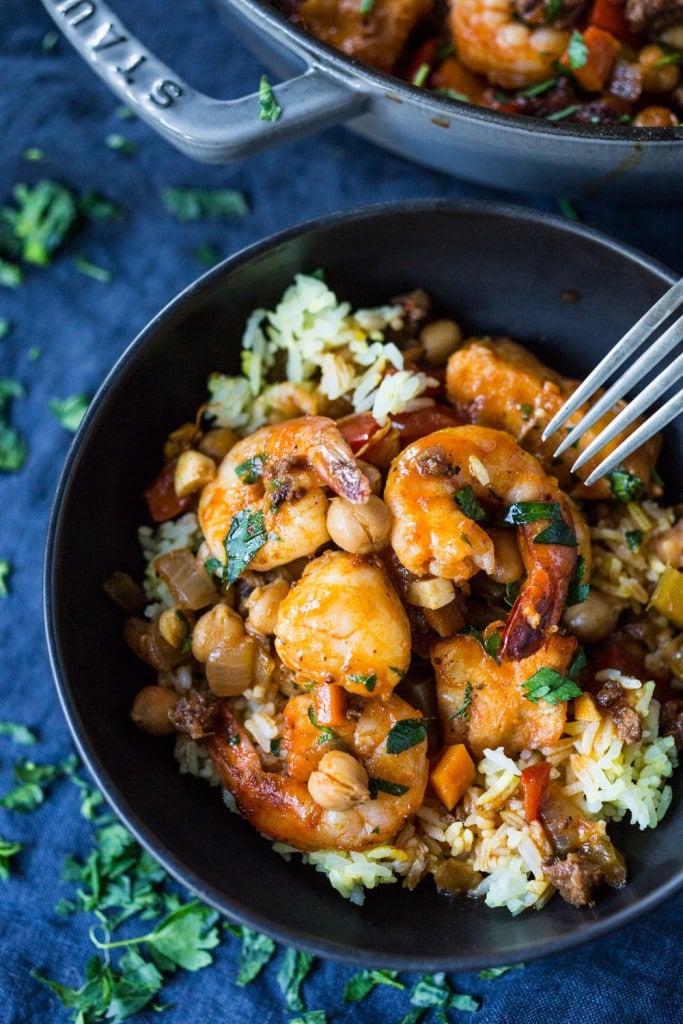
307, 750, 370, 810
245, 578, 290, 637
326, 494, 392, 554
562, 589, 625, 644
130, 685, 178, 735
638, 44, 680, 95
158, 605, 194, 648
192, 603, 245, 662
632, 106, 679, 128
420, 319, 463, 366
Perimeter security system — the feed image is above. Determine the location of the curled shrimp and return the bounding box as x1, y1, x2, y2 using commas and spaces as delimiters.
445, 336, 663, 501
203, 689, 428, 852
433, 624, 578, 758
274, 549, 412, 700
384, 424, 578, 659
450, 0, 570, 88
198, 415, 370, 572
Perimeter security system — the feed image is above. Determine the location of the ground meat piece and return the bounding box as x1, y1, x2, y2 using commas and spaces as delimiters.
383, 288, 432, 351
569, 96, 634, 125
543, 852, 604, 906
625, 0, 683, 35
487, 77, 579, 119
660, 699, 683, 750
596, 679, 643, 744
169, 691, 220, 739
515, 0, 588, 27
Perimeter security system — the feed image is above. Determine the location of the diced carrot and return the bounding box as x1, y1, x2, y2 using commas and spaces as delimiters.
588, 0, 631, 42
314, 683, 347, 728
562, 27, 622, 92
429, 743, 476, 811
650, 566, 683, 630
144, 460, 195, 523
520, 761, 551, 822
430, 56, 489, 106
573, 692, 602, 722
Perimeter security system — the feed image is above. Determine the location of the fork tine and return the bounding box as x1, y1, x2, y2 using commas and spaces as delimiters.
570, 350, 683, 472
552, 312, 683, 458
583, 388, 683, 487
541, 277, 683, 442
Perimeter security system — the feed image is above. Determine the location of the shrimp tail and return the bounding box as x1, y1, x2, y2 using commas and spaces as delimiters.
310, 433, 371, 504
500, 563, 572, 660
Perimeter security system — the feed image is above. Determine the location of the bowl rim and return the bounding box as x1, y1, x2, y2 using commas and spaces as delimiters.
44, 197, 682, 970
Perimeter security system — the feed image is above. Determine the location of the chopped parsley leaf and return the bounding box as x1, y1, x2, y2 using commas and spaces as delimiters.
41, 31, 60, 52
449, 681, 472, 720
48, 392, 90, 432
223, 509, 267, 584
0, 318, 12, 340
608, 466, 644, 504
105, 133, 137, 155
0, 754, 78, 812
412, 63, 431, 88
519, 403, 533, 420
161, 186, 249, 222
74, 254, 111, 283
79, 192, 124, 222
504, 500, 561, 524
359, 0, 375, 12
234, 452, 268, 484
0, 836, 22, 881
479, 963, 524, 979
455, 484, 485, 522
386, 718, 427, 754
410, 972, 479, 1012
567, 30, 588, 69
0, 721, 37, 745
277, 948, 315, 1011
258, 75, 282, 122
523, 667, 582, 705
289, 1013, 327, 1024
233, 926, 276, 985
626, 529, 644, 551
193, 243, 222, 267
306, 706, 339, 745
369, 776, 410, 798
0, 259, 22, 287
349, 672, 377, 692
565, 553, 589, 606
0, 560, 11, 597
0, 377, 27, 471
344, 969, 404, 1002
504, 577, 523, 608
533, 518, 577, 546
2, 180, 79, 266
23, 148, 44, 162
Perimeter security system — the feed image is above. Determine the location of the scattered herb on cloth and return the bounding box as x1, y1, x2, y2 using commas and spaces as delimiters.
161, 187, 249, 222
0, 377, 28, 471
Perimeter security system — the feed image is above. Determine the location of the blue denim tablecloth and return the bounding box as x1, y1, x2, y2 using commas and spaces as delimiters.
1, 1, 682, 1022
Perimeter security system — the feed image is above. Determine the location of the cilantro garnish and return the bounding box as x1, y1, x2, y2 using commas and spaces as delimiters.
386, 718, 427, 754
359, 0, 375, 12
533, 518, 577, 546
306, 706, 339, 745
1, 180, 78, 266
504, 500, 577, 546
0, 836, 22, 881
0, 378, 27, 471
0, 720, 37, 745
233, 926, 276, 985
410, 972, 480, 1012
625, 529, 643, 551
0, 753, 78, 812
23, 148, 44, 162
412, 63, 431, 88
90, 899, 221, 972
519, 403, 533, 420
546, 0, 561, 20
344, 969, 404, 1002
48, 392, 90, 432
0, 259, 22, 287
369, 777, 410, 798
0, 560, 11, 597
161, 186, 249, 222
74, 254, 112, 283
0, 318, 11, 340
469, 629, 501, 661
455, 485, 486, 522
504, 577, 523, 608
258, 75, 282, 122
449, 681, 472, 721
349, 672, 377, 692
193, 243, 221, 267
204, 556, 223, 579
277, 947, 315, 1011
565, 554, 589, 607
567, 30, 588, 69
523, 666, 582, 705
479, 963, 524, 979
289, 1013, 327, 1024
234, 452, 268, 484
79, 192, 124, 222
223, 509, 267, 584
105, 133, 137, 155
608, 466, 644, 504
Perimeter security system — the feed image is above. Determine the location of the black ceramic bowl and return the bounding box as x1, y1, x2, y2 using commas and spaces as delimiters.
45, 200, 682, 971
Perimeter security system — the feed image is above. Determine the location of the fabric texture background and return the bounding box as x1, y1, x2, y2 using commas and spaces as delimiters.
1, 1, 682, 1021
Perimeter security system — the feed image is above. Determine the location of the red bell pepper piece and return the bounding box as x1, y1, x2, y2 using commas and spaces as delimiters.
588, 0, 631, 42
392, 403, 466, 444
520, 761, 551, 822
144, 460, 195, 523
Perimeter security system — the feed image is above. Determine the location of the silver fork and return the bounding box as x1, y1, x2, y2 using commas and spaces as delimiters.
542, 277, 683, 487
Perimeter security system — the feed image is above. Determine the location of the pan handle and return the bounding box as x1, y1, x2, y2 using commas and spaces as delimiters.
39, 0, 368, 163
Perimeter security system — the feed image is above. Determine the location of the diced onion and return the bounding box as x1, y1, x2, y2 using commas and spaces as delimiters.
205, 637, 256, 696
406, 577, 455, 609
154, 549, 218, 610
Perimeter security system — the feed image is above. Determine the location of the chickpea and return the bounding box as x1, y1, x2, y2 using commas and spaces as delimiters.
326, 494, 392, 554
307, 750, 370, 810
638, 44, 680, 95
562, 588, 625, 644
130, 685, 178, 735
158, 605, 194, 648
198, 426, 238, 462
245, 578, 290, 637
632, 105, 679, 128
420, 319, 463, 366
192, 603, 245, 662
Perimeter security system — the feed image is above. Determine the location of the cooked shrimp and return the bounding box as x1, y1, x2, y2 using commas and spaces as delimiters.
274, 549, 412, 699
198, 416, 370, 572
384, 424, 578, 659
203, 689, 428, 851
433, 625, 577, 757
445, 337, 662, 501
450, 0, 570, 88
